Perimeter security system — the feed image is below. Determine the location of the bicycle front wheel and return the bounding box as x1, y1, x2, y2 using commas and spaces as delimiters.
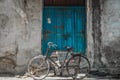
66, 54, 90, 80
28, 55, 50, 80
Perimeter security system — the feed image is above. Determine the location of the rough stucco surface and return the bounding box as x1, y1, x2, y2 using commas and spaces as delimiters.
87, 0, 103, 69
87, 0, 95, 67
87, 0, 120, 74
0, 0, 42, 74
101, 0, 120, 74
0, 0, 120, 75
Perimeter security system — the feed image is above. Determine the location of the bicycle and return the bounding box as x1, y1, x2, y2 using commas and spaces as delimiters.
27, 42, 90, 80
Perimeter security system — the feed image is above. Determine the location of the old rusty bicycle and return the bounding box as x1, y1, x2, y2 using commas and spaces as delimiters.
27, 42, 90, 80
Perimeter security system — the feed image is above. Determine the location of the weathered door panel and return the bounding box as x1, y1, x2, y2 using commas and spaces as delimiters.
74, 7, 86, 53
42, 7, 86, 55
63, 8, 74, 49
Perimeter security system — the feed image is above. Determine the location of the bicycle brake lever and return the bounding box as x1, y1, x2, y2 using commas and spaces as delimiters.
48, 42, 53, 48
48, 42, 57, 49
52, 44, 57, 49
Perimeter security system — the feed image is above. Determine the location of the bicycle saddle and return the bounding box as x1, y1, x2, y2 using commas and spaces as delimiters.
64, 46, 73, 51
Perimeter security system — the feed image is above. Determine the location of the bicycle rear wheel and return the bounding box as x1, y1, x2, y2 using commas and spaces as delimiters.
66, 54, 90, 80
28, 55, 50, 80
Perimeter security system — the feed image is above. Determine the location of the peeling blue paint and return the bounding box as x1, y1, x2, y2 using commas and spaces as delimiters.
42, 7, 86, 55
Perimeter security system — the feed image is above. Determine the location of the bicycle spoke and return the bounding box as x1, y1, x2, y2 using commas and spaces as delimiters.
66, 54, 90, 80
28, 56, 50, 80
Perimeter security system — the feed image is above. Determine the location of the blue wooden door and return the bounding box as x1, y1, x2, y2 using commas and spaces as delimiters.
42, 7, 86, 55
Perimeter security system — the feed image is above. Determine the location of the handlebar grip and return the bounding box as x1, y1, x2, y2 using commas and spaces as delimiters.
48, 42, 57, 49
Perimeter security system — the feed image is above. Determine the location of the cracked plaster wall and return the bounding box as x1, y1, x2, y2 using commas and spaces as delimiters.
87, 0, 120, 74
1, 0, 120, 75
0, 0, 42, 74
101, 0, 120, 74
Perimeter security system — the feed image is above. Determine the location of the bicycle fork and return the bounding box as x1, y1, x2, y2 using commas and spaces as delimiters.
48, 57, 61, 75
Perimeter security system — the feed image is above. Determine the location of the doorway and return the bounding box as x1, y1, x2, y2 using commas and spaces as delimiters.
42, 0, 86, 55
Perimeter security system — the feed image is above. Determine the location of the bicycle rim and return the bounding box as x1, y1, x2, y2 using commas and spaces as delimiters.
66, 54, 90, 80
28, 55, 50, 80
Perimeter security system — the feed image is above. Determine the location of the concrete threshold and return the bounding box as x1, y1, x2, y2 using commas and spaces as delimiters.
44, 77, 115, 80
0, 77, 118, 80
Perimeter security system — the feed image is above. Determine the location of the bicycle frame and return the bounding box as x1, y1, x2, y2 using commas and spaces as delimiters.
44, 47, 73, 68
28, 42, 91, 80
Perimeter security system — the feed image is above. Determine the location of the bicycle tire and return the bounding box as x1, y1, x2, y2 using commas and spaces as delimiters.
28, 55, 50, 80
66, 54, 90, 80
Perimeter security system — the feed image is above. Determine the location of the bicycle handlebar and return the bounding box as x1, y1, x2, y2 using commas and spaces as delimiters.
48, 42, 57, 49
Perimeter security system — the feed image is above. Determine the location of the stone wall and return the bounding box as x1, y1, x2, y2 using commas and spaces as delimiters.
87, 0, 120, 74
101, 0, 120, 74
0, 0, 42, 74
0, 0, 120, 75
